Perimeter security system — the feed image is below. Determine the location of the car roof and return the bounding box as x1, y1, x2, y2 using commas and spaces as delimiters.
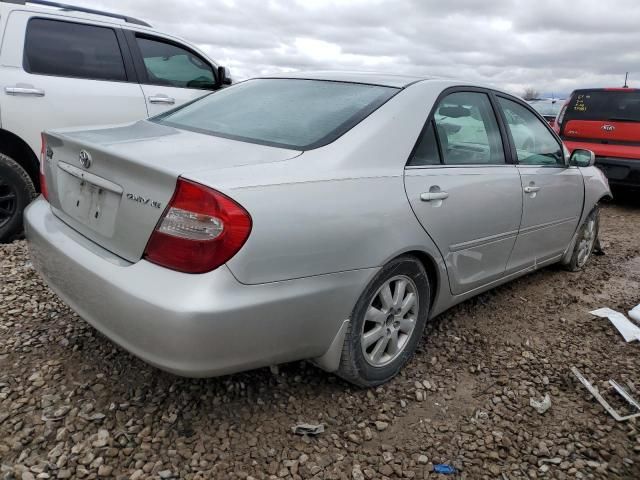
2, 0, 153, 28
572, 88, 638, 93
257, 71, 429, 88
528, 98, 565, 103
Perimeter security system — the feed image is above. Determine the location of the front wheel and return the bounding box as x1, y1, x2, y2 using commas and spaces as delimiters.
336, 256, 430, 387
565, 206, 600, 272
0, 153, 37, 243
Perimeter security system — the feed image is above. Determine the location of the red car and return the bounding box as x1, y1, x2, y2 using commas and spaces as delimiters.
557, 88, 640, 189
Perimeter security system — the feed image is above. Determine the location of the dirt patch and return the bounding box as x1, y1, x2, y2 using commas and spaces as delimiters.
1, 197, 640, 479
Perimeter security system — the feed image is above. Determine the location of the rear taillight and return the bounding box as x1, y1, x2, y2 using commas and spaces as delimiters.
39, 133, 49, 201
143, 178, 252, 274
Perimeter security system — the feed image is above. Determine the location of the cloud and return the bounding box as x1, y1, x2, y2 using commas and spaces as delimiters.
74, 0, 639, 96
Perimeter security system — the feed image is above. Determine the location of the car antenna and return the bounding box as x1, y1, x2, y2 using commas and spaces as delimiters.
623, 72, 629, 88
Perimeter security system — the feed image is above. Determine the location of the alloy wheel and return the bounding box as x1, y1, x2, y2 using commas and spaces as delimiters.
360, 275, 419, 367
576, 217, 597, 268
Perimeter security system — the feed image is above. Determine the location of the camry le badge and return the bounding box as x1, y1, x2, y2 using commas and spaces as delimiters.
79, 150, 92, 168
126, 193, 162, 209
602, 124, 615, 132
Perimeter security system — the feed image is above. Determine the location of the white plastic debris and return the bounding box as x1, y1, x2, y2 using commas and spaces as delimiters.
529, 394, 551, 414
590, 308, 640, 342
292, 423, 325, 436
629, 304, 640, 323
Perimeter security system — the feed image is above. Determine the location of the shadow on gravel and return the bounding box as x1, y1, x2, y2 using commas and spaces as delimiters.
609, 187, 640, 208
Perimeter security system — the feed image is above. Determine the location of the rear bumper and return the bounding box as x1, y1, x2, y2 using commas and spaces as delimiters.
24, 198, 374, 377
594, 157, 640, 188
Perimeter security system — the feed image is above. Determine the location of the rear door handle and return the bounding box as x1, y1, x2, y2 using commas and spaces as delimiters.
420, 191, 449, 202
148, 95, 175, 105
523, 186, 541, 194
5, 86, 45, 97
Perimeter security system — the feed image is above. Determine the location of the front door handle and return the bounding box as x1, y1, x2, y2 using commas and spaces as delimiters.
523, 186, 541, 194
420, 191, 449, 202
5, 86, 45, 97
148, 95, 175, 105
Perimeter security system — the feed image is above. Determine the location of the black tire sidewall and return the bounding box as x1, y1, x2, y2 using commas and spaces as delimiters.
345, 257, 430, 385
0, 154, 36, 242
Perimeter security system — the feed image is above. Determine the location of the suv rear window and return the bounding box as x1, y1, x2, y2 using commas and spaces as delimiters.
24, 19, 127, 82
154, 79, 398, 150
566, 90, 640, 122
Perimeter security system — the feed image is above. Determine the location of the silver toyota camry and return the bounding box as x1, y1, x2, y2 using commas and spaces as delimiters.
25, 72, 611, 387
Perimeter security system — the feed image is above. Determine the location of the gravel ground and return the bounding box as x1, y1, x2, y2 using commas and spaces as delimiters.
1, 195, 640, 480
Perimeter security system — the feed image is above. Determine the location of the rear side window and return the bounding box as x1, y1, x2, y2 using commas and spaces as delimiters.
24, 19, 126, 81
136, 36, 215, 90
566, 90, 640, 122
433, 91, 505, 165
155, 79, 398, 150
408, 121, 441, 166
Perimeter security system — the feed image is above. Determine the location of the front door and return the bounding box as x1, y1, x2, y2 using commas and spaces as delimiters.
125, 32, 215, 116
496, 96, 584, 272
404, 90, 523, 295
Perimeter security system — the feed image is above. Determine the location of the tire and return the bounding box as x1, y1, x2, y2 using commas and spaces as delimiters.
337, 255, 430, 387
565, 206, 600, 272
0, 153, 37, 243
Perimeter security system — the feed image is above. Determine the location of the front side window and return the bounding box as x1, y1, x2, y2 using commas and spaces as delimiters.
155, 79, 398, 149
498, 97, 564, 166
433, 92, 505, 165
136, 36, 215, 90
24, 19, 126, 81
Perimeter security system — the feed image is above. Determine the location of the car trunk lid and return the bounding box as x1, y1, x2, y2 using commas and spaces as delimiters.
42, 120, 301, 262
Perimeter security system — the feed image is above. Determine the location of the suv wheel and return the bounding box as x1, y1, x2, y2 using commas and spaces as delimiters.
0, 153, 36, 243
337, 256, 430, 387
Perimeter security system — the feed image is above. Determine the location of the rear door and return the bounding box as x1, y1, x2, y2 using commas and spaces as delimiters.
124, 31, 217, 116
404, 89, 523, 295
496, 96, 584, 272
0, 13, 148, 156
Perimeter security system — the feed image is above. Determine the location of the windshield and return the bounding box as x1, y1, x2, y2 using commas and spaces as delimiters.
154, 78, 399, 149
529, 100, 564, 117
566, 90, 640, 122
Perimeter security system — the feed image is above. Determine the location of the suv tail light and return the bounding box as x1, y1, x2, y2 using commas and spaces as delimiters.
39, 133, 49, 201
143, 178, 252, 274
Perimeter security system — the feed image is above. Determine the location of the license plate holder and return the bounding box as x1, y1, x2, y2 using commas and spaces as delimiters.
56, 162, 122, 237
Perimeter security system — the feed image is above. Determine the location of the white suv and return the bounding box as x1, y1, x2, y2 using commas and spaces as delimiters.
0, 0, 231, 241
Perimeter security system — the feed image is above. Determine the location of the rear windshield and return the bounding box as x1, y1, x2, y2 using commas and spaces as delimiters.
154, 78, 399, 149
566, 90, 640, 122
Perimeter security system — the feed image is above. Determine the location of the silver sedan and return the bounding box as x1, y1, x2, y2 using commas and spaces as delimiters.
25, 72, 611, 386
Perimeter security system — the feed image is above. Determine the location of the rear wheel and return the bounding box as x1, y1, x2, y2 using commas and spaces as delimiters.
0, 153, 36, 243
337, 256, 430, 387
566, 207, 599, 271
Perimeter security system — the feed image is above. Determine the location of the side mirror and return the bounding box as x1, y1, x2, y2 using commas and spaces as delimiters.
216, 66, 232, 87
223, 66, 232, 85
569, 149, 596, 167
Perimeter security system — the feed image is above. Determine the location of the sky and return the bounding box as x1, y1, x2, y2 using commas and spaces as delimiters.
75, 0, 639, 98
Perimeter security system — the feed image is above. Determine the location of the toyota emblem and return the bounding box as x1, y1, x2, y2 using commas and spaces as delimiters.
79, 150, 92, 168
